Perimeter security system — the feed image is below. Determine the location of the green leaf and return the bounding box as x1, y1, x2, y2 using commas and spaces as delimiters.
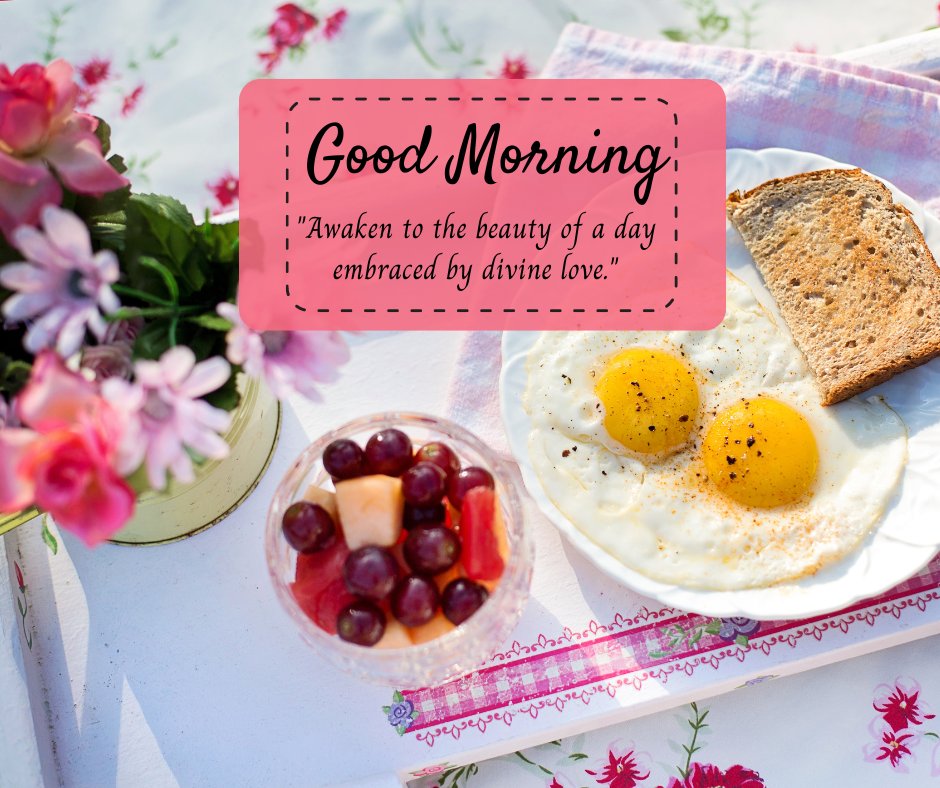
94, 117, 113, 157
199, 219, 239, 264
409, 710, 418, 719
0, 356, 31, 399
124, 193, 202, 295
139, 256, 180, 303
395, 724, 407, 736
690, 628, 703, 645
41, 521, 58, 555
661, 28, 689, 41
186, 313, 232, 331
735, 634, 749, 647
16, 595, 26, 617
381, 705, 391, 714
569, 753, 588, 761
108, 153, 128, 175
72, 185, 130, 222
392, 690, 403, 702
704, 620, 722, 635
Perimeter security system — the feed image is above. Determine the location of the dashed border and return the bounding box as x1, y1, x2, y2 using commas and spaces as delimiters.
284, 96, 679, 315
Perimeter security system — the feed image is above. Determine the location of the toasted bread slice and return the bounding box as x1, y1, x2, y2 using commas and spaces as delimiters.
727, 168, 940, 405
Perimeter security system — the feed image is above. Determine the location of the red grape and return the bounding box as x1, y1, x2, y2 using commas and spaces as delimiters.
391, 575, 439, 627
403, 525, 461, 575
336, 600, 385, 646
282, 501, 336, 553
415, 442, 460, 480
403, 502, 446, 530
323, 439, 367, 480
365, 429, 413, 476
447, 466, 495, 509
441, 578, 489, 625
401, 461, 447, 506
343, 546, 400, 600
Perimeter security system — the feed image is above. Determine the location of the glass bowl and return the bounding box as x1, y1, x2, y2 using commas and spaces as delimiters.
265, 412, 533, 687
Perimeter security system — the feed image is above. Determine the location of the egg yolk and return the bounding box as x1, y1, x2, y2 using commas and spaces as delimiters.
595, 348, 699, 455
702, 398, 819, 508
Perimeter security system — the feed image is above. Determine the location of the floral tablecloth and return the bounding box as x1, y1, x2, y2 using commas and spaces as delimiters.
2, 1, 940, 786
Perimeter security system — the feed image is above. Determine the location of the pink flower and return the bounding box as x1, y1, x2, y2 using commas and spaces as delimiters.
323, 9, 347, 40
875, 684, 935, 732
81, 319, 141, 382
102, 347, 232, 490
217, 301, 348, 401
120, 84, 144, 117
258, 49, 284, 74
268, 3, 318, 49
586, 750, 650, 788
1, 204, 120, 357
661, 763, 764, 788
76, 58, 111, 87
0, 351, 135, 545
498, 56, 531, 79
0, 60, 128, 239
207, 172, 239, 210
792, 43, 817, 54
877, 730, 914, 767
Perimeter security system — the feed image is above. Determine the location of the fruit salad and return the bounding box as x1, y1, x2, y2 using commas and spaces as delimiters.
282, 428, 510, 648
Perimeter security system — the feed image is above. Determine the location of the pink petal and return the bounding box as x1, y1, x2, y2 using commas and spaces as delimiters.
55, 308, 90, 357
22, 305, 70, 353
40, 204, 93, 260
0, 263, 53, 291
160, 346, 197, 387
42, 121, 128, 195
0, 97, 50, 153
0, 155, 62, 240
3, 291, 57, 321
184, 427, 229, 461
0, 429, 38, 510
190, 399, 232, 434
16, 350, 97, 431
44, 59, 79, 121
10, 223, 68, 269
53, 470, 135, 546
178, 356, 230, 398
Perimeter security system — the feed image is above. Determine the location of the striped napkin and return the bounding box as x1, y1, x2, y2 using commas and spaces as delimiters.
445, 24, 940, 443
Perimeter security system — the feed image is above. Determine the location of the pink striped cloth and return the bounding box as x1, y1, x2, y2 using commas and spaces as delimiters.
445, 24, 940, 445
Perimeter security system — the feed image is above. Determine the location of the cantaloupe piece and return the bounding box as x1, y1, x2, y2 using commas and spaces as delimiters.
334, 475, 404, 550
408, 613, 455, 645
303, 485, 339, 523
375, 617, 412, 649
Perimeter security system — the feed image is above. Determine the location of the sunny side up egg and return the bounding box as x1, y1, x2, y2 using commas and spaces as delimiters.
524, 273, 908, 590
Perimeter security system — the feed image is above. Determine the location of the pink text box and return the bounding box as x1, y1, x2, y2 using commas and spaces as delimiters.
239, 79, 725, 330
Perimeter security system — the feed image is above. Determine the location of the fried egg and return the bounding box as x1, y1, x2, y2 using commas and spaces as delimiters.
524, 273, 907, 590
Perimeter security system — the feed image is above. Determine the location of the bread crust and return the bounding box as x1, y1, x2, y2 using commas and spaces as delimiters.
727, 168, 940, 405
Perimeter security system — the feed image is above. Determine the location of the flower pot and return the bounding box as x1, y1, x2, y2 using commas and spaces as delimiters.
109, 375, 281, 545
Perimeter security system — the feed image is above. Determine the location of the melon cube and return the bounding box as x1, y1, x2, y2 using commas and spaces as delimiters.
375, 617, 412, 649
302, 484, 339, 523
408, 613, 455, 645
334, 475, 404, 550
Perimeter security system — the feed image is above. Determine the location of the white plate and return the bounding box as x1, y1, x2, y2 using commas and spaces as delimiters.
500, 147, 940, 620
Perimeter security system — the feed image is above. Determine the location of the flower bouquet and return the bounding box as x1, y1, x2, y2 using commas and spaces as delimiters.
0, 59, 348, 546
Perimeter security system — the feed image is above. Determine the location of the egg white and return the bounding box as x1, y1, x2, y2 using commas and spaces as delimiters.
524, 273, 908, 590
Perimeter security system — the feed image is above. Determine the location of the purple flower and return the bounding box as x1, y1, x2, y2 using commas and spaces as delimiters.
718, 617, 760, 642
387, 699, 415, 728
217, 301, 348, 401
0, 205, 119, 357
102, 346, 232, 490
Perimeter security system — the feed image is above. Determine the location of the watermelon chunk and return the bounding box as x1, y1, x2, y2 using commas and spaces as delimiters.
460, 487, 506, 582
291, 536, 353, 634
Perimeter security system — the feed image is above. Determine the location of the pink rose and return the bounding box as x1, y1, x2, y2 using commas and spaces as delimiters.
268, 3, 318, 49
0, 60, 129, 240
0, 351, 136, 545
